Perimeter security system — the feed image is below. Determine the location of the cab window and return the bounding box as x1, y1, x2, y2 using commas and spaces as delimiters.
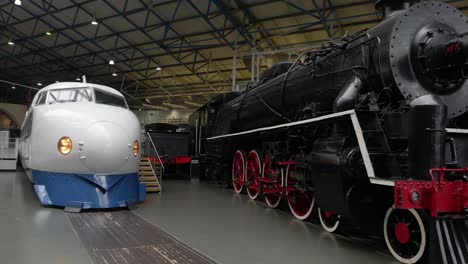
48, 88, 92, 104
94, 89, 127, 108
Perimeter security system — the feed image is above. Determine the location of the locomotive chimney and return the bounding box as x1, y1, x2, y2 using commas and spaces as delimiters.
375, 0, 414, 19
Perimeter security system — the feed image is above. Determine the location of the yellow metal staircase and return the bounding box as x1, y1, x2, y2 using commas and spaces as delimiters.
139, 157, 161, 192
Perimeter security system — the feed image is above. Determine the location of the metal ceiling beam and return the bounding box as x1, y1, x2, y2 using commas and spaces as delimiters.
211, 0, 254, 48
0, 0, 378, 67
7, 1, 170, 96
1, 0, 465, 106
185, 0, 235, 50
51, 0, 174, 95
2, 16, 379, 79
311, 0, 333, 37
0, 0, 96, 28
3, 0, 462, 67
2, 19, 375, 77
100, 0, 226, 92
0, 5, 106, 85
232, 0, 277, 49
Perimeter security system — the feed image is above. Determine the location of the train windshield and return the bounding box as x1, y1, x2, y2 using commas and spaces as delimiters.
94, 89, 127, 108
48, 88, 93, 104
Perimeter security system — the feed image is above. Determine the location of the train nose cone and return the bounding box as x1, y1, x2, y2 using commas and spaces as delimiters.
80, 121, 130, 173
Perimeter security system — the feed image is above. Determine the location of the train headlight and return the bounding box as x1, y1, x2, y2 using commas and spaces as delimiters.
58, 136, 72, 155
411, 190, 421, 203
133, 140, 139, 157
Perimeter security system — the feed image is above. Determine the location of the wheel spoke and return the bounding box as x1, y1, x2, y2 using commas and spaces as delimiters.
410, 239, 421, 249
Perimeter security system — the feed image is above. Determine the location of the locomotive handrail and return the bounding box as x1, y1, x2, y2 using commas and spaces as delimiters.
429, 167, 468, 192
145, 132, 165, 171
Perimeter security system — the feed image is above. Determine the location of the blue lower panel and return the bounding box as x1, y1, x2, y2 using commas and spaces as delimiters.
32, 170, 146, 209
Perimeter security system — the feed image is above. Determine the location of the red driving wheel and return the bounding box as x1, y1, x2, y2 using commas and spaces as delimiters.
246, 150, 262, 199
232, 150, 245, 194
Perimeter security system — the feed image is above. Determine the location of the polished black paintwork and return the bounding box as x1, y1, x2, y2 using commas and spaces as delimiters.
188, 0, 468, 224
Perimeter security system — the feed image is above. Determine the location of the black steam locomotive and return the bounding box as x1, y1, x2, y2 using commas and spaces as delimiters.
189, 1, 468, 263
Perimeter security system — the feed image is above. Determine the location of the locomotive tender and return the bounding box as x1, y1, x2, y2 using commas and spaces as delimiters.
19, 82, 145, 211
190, 1, 468, 263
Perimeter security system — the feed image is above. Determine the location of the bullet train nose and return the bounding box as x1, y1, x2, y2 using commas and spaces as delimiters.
80, 121, 132, 173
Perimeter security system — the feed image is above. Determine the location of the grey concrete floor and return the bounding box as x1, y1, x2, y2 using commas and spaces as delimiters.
0, 170, 398, 264
135, 180, 399, 264
0, 170, 93, 264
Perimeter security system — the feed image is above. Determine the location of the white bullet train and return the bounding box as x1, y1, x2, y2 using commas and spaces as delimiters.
19, 81, 146, 210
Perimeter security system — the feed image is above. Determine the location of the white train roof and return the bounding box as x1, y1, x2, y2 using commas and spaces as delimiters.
40, 82, 124, 97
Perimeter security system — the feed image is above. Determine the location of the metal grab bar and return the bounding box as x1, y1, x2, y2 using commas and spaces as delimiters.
145, 132, 165, 171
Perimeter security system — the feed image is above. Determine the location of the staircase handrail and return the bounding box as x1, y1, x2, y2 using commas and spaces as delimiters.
145, 132, 165, 171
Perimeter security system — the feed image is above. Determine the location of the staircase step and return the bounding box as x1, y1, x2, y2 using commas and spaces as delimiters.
139, 158, 162, 192
139, 171, 155, 176
139, 176, 156, 181
140, 179, 158, 183
141, 182, 159, 187
146, 186, 161, 192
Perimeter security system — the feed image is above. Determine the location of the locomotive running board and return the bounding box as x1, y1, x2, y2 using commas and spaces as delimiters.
206, 110, 391, 185
434, 217, 468, 264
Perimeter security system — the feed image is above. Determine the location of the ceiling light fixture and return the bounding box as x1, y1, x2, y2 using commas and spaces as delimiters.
156, 66, 162, 71
45, 31, 52, 36
11, 86, 16, 90
112, 72, 117, 76
37, 82, 42, 86
7, 40, 14, 45
109, 59, 115, 65
91, 18, 98, 25
14, 0, 21, 6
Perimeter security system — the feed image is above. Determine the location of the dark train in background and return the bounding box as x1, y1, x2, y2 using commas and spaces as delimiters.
189, 1, 468, 263
145, 123, 192, 178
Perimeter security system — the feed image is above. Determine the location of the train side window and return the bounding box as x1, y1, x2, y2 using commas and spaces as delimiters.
21, 111, 33, 140
36, 92, 47, 105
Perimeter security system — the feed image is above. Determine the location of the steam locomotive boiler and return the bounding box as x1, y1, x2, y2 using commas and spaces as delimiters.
189, 1, 468, 263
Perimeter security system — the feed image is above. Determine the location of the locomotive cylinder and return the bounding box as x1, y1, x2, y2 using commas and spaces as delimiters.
408, 95, 447, 180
